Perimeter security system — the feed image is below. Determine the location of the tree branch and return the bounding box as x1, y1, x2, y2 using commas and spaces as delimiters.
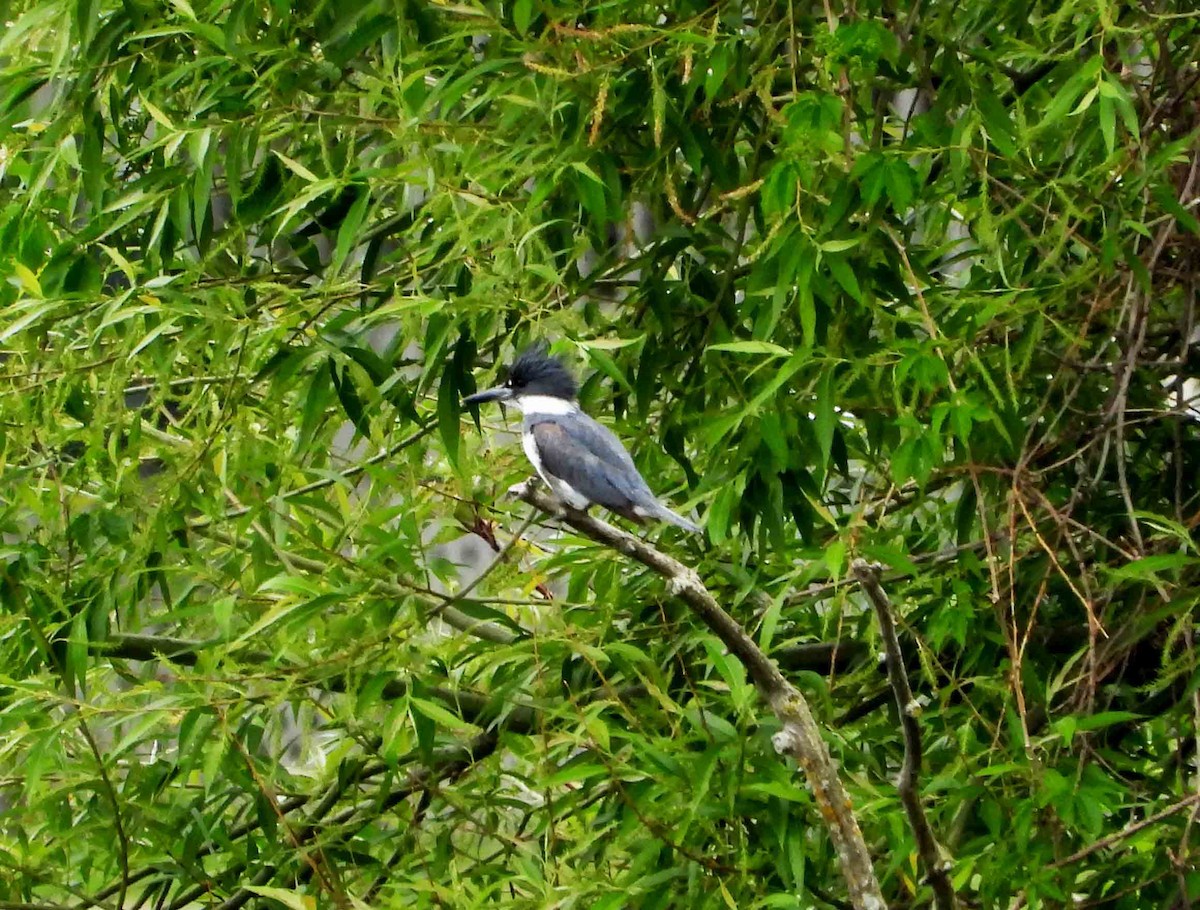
75, 716, 131, 910
88, 633, 539, 732
177, 732, 499, 910
94, 629, 858, 687
1049, 792, 1200, 869
852, 560, 956, 910
195, 524, 517, 644
89, 730, 497, 910
512, 481, 886, 910
185, 420, 436, 532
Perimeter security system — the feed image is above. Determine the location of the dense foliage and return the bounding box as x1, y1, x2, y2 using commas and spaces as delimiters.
1, 0, 1198, 907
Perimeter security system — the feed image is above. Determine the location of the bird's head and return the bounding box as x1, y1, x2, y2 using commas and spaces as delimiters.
462, 343, 579, 409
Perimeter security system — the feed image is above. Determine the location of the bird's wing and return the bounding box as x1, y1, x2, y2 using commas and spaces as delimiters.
530, 417, 653, 511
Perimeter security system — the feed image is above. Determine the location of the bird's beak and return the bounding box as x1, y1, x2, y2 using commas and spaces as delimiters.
462, 385, 513, 407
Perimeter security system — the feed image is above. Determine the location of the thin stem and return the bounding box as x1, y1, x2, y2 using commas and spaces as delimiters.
852, 560, 956, 910
76, 717, 131, 910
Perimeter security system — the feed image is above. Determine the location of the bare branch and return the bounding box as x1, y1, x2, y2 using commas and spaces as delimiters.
1050, 792, 1200, 869
852, 559, 956, 910
513, 481, 886, 910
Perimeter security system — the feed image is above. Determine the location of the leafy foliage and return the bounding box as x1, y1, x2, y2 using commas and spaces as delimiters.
1, 0, 1199, 907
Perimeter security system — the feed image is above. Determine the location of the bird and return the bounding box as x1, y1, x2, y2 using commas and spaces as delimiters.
462, 344, 702, 533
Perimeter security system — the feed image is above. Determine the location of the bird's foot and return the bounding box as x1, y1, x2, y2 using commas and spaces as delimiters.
506, 476, 541, 499
507, 477, 573, 519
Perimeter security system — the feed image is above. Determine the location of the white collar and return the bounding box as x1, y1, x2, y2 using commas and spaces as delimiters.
511, 394, 579, 416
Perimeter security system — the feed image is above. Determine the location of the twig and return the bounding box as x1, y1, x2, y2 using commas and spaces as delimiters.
75, 717, 132, 910
775, 640, 868, 674
852, 560, 956, 910
87, 632, 540, 732
195, 524, 516, 644
185, 419, 436, 531
428, 510, 540, 622
512, 480, 886, 910
1110, 274, 1150, 554
215, 704, 342, 904
1106, 150, 1200, 552
1050, 792, 1200, 869
206, 735, 497, 910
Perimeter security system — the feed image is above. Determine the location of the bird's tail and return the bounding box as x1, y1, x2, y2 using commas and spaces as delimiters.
641, 501, 703, 534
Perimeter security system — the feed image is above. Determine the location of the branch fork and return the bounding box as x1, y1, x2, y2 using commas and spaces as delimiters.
513, 480, 887, 910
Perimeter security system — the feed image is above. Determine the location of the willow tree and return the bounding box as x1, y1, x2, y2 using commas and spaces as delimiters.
1, 0, 1198, 908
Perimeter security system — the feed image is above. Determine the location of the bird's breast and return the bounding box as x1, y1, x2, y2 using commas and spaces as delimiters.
520, 428, 547, 479
520, 427, 590, 509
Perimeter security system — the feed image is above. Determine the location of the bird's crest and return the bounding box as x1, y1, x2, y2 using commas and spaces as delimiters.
505, 343, 579, 400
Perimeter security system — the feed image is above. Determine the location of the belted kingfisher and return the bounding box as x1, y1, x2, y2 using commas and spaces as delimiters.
463, 345, 701, 533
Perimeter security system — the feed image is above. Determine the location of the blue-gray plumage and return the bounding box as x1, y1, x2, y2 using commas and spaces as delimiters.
463, 344, 701, 533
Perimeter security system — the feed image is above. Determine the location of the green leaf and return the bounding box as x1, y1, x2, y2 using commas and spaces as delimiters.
1039, 56, 1102, 129
883, 160, 915, 211
1072, 711, 1142, 732
758, 592, 785, 652
410, 697, 478, 733
1071, 84, 1099, 117
330, 186, 371, 277
706, 481, 741, 545
1099, 94, 1115, 155
512, 0, 534, 35
586, 346, 634, 393
544, 762, 608, 788
271, 150, 319, 182
66, 610, 89, 694
578, 336, 643, 351
762, 161, 797, 216
329, 360, 370, 438
571, 161, 607, 225
1152, 183, 1200, 236
976, 85, 1019, 158
707, 341, 792, 357
439, 356, 462, 471
825, 255, 861, 301
814, 368, 836, 471
235, 591, 340, 643
1108, 552, 1196, 581
817, 238, 860, 254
